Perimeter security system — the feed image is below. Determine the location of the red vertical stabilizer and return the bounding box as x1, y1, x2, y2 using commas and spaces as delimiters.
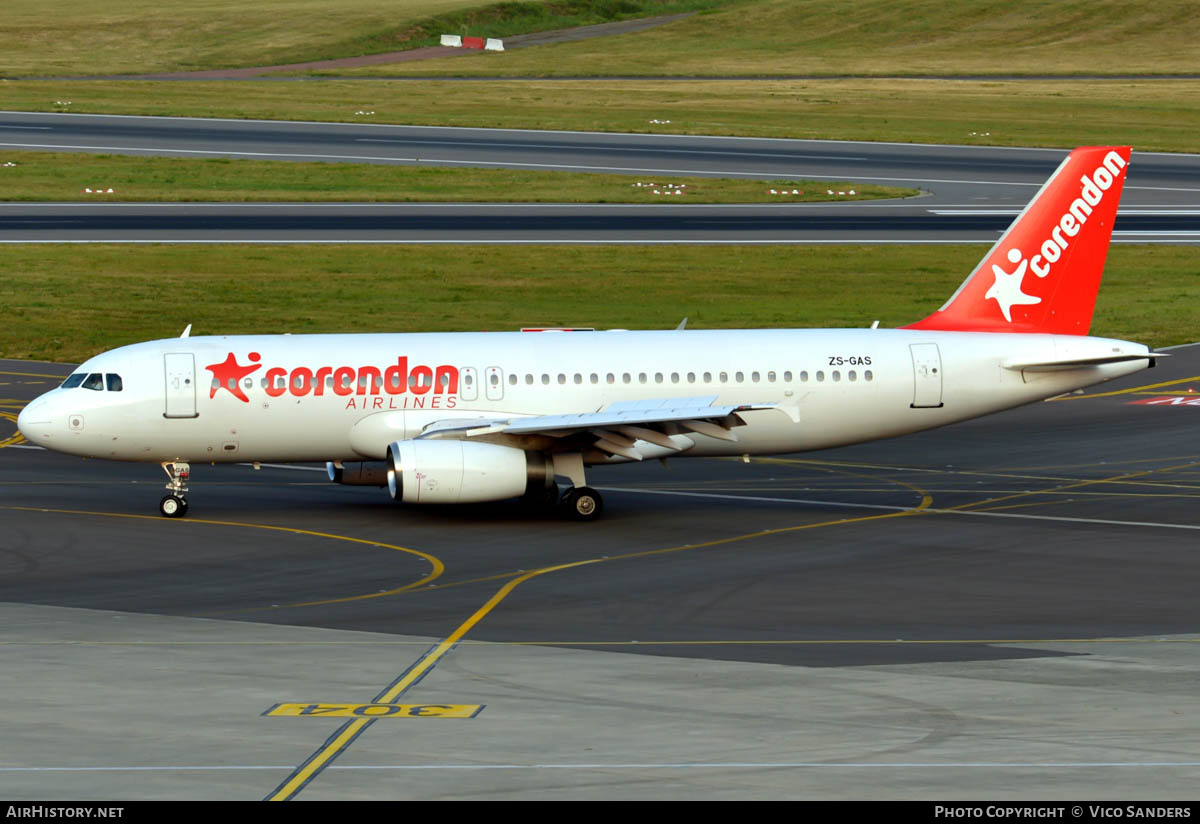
905, 146, 1130, 335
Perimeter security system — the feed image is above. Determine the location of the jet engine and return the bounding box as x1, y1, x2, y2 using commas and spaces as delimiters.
386, 440, 554, 504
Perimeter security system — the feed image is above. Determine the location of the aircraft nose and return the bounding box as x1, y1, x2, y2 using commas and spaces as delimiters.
17, 396, 54, 443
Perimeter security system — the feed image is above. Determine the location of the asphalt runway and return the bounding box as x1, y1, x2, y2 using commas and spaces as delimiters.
2, 112, 1199, 242
3, 345, 1200, 799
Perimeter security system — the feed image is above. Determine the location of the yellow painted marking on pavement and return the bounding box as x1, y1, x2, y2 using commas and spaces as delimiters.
773, 453, 1200, 482
948, 459, 1200, 514
267, 488, 935, 800
1127, 391, 1200, 397
266, 555, 602, 801
0, 411, 24, 448
413, 497, 938, 595
1051, 374, 1200, 401
0, 506, 445, 596
0, 370, 66, 379
266, 702, 482, 719
4, 636, 1197, 647
967, 498, 1085, 514
644, 485, 1200, 499
493, 637, 1200, 646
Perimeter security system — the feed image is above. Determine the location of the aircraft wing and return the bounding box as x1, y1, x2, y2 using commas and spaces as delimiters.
417, 395, 780, 460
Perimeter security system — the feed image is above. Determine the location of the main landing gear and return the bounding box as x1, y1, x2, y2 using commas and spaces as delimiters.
550, 453, 603, 522
560, 486, 603, 522
519, 480, 603, 521
159, 461, 190, 518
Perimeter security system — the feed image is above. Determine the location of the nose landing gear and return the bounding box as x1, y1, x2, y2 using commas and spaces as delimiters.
159, 461, 190, 518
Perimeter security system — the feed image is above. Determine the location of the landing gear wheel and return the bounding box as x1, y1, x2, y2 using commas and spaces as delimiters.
159, 494, 188, 518
561, 486, 603, 522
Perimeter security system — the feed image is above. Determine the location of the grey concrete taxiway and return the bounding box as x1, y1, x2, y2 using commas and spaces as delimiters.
3, 345, 1200, 800
2, 112, 1199, 242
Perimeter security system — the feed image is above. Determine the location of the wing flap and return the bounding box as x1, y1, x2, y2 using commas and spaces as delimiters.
415, 397, 778, 459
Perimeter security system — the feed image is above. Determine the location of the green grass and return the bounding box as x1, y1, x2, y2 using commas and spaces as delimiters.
0, 0, 728, 76
1, 0, 486, 76
349, 0, 730, 55
0, 151, 913, 203
6, 76, 1198, 153
5, 0, 1198, 78
1, 245, 1195, 362
346, 0, 1200, 78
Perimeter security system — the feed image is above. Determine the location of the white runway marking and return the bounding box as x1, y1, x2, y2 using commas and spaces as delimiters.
605, 487, 1200, 531
4, 761, 1200, 772
356, 136, 866, 162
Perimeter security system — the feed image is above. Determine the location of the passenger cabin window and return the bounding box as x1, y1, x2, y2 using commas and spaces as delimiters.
61, 373, 86, 389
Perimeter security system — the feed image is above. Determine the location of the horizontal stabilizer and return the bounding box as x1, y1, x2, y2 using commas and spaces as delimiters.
1002, 353, 1165, 372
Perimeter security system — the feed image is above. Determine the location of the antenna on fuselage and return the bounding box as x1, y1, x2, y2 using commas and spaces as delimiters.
675, 317, 688, 330
180, 324, 192, 338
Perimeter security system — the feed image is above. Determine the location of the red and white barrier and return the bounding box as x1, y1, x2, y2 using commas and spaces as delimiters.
441, 34, 504, 51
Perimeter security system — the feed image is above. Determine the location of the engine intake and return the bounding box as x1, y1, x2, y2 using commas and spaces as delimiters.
386, 440, 553, 504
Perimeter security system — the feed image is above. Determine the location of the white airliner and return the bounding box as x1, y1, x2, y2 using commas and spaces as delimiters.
18, 146, 1157, 520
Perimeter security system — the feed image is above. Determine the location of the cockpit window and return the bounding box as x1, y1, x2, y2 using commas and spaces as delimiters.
106, 374, 123, 392
81, 373, 104, 391
61, 373, 86, 389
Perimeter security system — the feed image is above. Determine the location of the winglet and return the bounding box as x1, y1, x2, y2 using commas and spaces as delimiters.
905, 146, 1130, 335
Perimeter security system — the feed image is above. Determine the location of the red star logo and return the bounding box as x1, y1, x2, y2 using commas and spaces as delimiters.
205, 352, 262, 403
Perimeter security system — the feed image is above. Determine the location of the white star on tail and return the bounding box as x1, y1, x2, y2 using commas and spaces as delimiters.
986, 249, 1041, 322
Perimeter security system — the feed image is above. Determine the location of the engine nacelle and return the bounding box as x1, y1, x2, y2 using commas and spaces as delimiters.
386, 440, 553, 504
326, 461, 389, 486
